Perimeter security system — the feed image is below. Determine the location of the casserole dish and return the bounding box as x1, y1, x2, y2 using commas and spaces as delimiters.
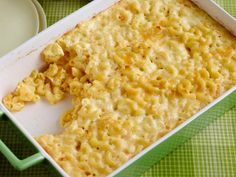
0, 0, 235, 176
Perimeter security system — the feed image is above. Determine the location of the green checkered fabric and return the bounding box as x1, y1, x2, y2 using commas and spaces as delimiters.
0, 0, 235, 177
38, 0, 91, 26
216, 0, 236, 17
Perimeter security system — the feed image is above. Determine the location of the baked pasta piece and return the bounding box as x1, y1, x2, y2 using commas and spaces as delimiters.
3, 0, 236, 176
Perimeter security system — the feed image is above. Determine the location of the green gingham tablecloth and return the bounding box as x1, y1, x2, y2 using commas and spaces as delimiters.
0, 0, 236, 176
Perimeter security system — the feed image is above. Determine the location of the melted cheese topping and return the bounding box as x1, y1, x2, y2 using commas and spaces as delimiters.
3, 0, 236, 176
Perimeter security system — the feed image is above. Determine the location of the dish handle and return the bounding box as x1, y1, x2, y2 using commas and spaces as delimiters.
0, 111, 45, 170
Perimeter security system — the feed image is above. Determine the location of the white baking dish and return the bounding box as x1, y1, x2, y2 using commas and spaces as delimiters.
0, 0, 235, 176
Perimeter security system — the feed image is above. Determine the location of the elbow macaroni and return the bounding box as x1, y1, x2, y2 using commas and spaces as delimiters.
3, 0, 236, 176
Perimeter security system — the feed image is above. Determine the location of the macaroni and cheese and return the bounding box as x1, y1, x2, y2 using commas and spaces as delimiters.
3, 0, 236, 176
